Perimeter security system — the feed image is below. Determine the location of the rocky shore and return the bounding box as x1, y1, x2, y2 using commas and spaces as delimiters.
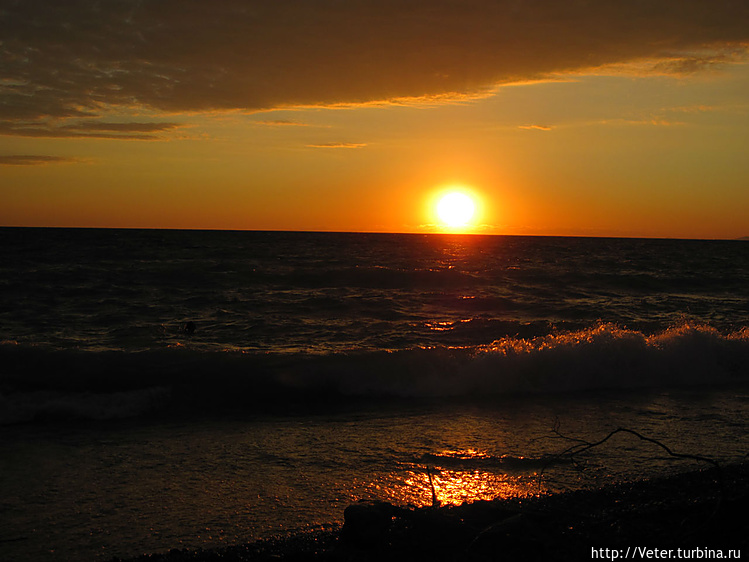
116, 462, 748, 562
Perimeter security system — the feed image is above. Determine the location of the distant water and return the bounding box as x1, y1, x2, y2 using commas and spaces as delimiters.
1, 228, 748, 561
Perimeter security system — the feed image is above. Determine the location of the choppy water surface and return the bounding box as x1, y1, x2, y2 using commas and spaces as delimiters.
2, 229, 747, 354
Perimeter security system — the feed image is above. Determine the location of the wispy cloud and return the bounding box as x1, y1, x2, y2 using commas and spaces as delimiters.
518, 125, 554, 131
581, 47, 749, 78
0, 0, 746, 134
61, 121, 182, 133
0, 119, 182, 140
594, 118, 687, 127
254, 120, 309, 127
669, 105, 718, 113
0, 155, 81, 166
306, 142, 367, 149
651, 49, 748, 76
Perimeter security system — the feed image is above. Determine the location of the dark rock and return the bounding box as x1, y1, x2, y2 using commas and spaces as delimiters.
341, 501, 398, 546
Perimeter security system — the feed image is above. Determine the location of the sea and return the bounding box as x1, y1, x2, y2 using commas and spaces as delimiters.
1, 227, 748, 561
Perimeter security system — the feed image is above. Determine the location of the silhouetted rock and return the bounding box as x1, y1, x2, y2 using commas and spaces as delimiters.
341, 501, 398, 546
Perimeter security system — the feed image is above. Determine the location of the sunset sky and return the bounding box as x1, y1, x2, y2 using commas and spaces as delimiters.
1, 0, 748, 239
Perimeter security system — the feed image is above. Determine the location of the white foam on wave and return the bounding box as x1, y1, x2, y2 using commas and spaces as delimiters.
330, 322, 749, 398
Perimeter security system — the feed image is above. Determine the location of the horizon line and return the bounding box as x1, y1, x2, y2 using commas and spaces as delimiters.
0, 224, 745, 242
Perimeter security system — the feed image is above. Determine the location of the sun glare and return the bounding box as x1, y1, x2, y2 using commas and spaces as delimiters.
436, 191, 476, 228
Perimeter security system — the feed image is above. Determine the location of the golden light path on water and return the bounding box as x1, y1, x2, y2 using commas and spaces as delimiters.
362, 449, 546, 507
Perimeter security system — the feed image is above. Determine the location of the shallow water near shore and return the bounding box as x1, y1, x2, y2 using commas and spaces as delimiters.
1, 228, 748, 560
2, 385, 748, 561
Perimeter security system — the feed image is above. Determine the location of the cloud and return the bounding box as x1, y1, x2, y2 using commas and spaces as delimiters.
60, 121, 181, 133
306, 142, 367, 149
0, 119, 182, 139
518, 125, 553, 131
0, 0, 747, 133
670, 105, 717, 113
0, 155, 80, 165
651, 48, 748, 75
254, 120, 310, 127
593, 118, 687, 127
586, 47, 749, 78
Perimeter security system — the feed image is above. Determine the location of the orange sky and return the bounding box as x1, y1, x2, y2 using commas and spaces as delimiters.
1, 1, 748, 239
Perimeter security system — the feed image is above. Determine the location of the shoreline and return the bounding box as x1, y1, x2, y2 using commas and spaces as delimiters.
115, 462, 748, 562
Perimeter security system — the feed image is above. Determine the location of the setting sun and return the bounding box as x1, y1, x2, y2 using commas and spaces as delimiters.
436, 192, 476, 228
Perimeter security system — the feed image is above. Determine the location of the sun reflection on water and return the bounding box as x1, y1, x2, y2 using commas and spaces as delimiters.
364, 448, 546, 508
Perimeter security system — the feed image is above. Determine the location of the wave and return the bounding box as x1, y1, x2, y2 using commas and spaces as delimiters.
1, 322, 748, 424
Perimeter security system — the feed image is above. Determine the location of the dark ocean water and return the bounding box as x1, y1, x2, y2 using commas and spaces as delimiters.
1, 228, 748, 561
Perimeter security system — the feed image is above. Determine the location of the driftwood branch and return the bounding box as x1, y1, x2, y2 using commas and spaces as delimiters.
546, 425, 725, 505
553, 426, 721, 469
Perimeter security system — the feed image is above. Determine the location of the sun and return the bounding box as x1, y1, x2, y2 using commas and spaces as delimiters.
436, 191, 476, 228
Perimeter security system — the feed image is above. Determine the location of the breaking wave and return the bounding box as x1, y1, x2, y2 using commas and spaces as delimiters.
2, 322, 748, 424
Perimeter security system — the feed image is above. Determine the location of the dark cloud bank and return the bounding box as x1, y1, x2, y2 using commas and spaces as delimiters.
1, 0, 747, 132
